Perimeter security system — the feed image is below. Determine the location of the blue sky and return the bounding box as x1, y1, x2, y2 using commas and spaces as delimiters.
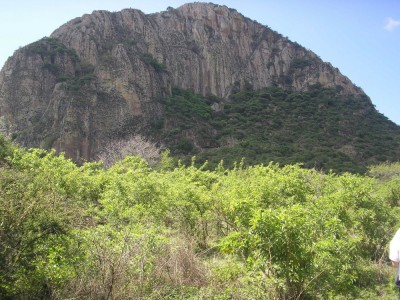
1, 1, 399, 125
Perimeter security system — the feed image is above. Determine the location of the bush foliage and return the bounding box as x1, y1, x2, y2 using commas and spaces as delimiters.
0, 134, 400, 299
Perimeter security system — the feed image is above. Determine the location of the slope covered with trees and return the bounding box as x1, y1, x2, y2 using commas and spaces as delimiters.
150, 84, 400, 174
1, 133, 400, 299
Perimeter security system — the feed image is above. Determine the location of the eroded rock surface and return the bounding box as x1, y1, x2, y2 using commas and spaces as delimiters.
0, 3, 364, 161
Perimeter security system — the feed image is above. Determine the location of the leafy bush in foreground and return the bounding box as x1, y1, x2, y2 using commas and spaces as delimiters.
0, 135, 399, 299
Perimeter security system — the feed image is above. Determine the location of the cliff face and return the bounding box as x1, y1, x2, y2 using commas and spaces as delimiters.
0, 3, 366, 161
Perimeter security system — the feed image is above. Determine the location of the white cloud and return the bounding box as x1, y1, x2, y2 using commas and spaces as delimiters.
384, 17, 400, 31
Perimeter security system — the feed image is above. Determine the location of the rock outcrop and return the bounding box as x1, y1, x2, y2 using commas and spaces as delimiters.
0, 2, 366, 161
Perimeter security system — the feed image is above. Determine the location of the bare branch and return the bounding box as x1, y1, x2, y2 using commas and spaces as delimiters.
97, 135, 163, 167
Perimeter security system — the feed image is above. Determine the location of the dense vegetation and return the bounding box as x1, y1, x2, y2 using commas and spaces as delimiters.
1, 133, 400, 299
25, 37, 79, 62
153, 85, 400, 174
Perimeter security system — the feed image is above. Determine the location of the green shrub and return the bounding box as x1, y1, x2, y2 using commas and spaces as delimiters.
1, 142, 399, 299
139, 53, 166, 72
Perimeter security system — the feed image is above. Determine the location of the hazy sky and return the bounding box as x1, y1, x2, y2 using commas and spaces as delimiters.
1, 1, 399, 124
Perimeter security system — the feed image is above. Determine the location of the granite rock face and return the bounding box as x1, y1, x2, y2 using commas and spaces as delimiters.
0, 2, 364, 161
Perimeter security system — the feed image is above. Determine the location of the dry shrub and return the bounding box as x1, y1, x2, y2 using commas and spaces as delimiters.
155, 236, 208, 288
98, 135, 163, 167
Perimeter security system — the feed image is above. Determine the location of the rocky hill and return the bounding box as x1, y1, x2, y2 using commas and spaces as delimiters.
0, 2, 399, 172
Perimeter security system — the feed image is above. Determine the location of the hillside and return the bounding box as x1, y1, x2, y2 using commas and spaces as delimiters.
155, 85, 400, 173
0, 2, 399, 172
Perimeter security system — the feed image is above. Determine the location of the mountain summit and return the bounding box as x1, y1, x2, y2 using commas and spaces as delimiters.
0, 2, 399, 171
